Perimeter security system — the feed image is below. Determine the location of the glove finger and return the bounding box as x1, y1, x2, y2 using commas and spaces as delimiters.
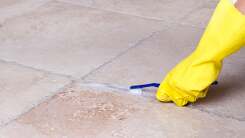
166, 90, 188, 107
177, 90, 197, 103
197, 88, 208, 98
156, 90, 171, 102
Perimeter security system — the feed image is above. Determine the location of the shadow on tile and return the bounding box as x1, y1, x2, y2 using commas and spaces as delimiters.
195, 65, 245, 105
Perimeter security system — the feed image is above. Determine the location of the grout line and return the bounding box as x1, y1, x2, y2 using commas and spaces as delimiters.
0, 0, 52, 23
189, 106, 245, 122
1, 78, 243, 129
78, 81, 245, 122
79, 23, 205, 81
178, 5, 209, 30
79, 81, 129, 92
1, 0, 238, 126
179, 2, 205, 22
0, 58, 74, 80
56, 0, 207, 30
80, 29, 163, 80
0, 80, 75, 128
69, 81, 245, 122
56, 0, 169, 22
78, 21, 205, 81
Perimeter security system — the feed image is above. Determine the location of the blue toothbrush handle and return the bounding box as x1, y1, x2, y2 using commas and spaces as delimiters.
129, 81, 218, 90
130, 83, 160, 90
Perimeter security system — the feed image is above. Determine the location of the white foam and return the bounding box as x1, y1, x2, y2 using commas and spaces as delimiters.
129, 89, 143, 95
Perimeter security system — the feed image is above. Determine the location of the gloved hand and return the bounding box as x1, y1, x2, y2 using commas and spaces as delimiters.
156, 0, 245, 106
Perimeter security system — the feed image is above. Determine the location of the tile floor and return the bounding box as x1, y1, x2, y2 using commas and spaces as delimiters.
0, 0, 244, 137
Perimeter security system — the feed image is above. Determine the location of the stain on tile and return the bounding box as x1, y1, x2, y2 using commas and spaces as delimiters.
2, 84, 245, 138
17, 89, 140, 136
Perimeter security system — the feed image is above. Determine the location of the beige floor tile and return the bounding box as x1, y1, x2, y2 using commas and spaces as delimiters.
58, 0, 205, 22
57, 0, 221, 29
0, 1, 167, 78
84, 25, 245, 122
0, 0, 26, 8
0, 0, 244, 137
0, 83, 244, 138
84, 25, 203, 85
0, 0, 51, 23
0, 61, 70, 127
194, 48, 245, 121
181, 7, 215, 28
181, 0, 219, 28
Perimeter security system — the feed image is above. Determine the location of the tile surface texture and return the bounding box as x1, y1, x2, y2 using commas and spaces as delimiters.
0, 1, 167, 78
0, 0, 244, 137
0, 60, 70, 127
1, 83, 244, 138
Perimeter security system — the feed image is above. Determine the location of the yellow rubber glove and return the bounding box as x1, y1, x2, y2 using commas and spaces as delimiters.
156, 0, 245, 106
